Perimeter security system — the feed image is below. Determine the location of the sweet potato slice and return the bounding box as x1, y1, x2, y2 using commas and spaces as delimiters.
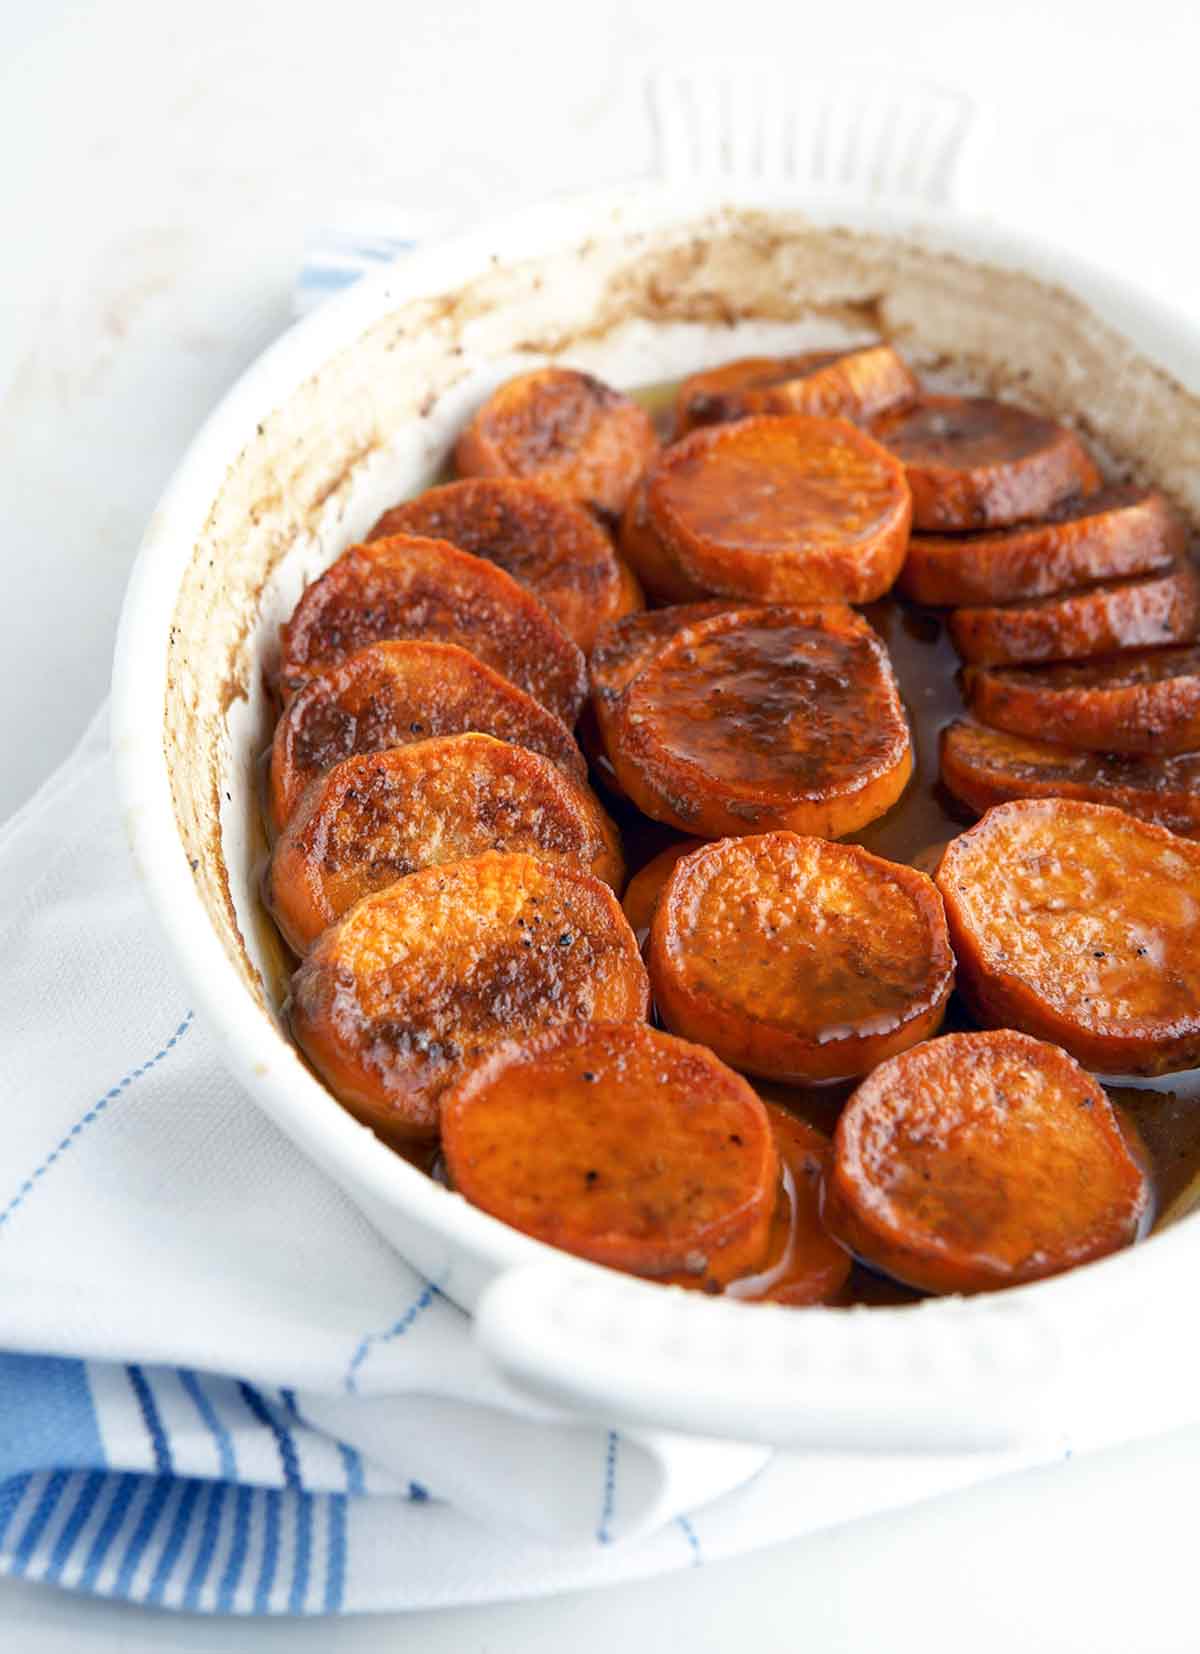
648, 833, 953, 1082
940, 719, 1200, 838
935, 798, 1200, 1075
441, 1021, 777, 1284
290, 854, 649, 1141
963, 644, 1200, 754
590, 601, 734, 756
823, 1030, 1149, 1295
277, 533, 586, 723
624, 415, 911, 605
733, 1104, 851, 1306
871, 396, 1101, 531
268, 641, 585, 832
948, 563, 1200, 667
899, 485, 1183, 606
454, 367, 659, 517
608, 606, 913, 838
267, 734, 626, 954
366, 478, 642, 652
621, 838, 705, 942
675, 344, 918, 434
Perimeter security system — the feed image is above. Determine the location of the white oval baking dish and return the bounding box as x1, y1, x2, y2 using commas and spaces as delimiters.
112, 176, 1200, 1454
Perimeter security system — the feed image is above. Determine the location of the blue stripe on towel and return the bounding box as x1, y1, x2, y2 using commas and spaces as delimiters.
323, 1494, 347, 1613
179, 1369, 237, 1481
45, 1470, 106, 1583
146, 1478, 202, 1605
677, 1514, 703, 1566
126, 1366, 173, 1474
596, 1430, 619, 1545
216, 1484, 253, 1614
13, 1469, 69, 1574
345, 1281, 439, 1393
182, 1480, 227, 1610
79, 1472, 139, 1591
253, 1489, 282, 1613
337, 1442, 365, 1497
0, 1475, 32, 1549
0, 1355, 104, 1477
114, 1471, 173, 1596
289, 1491, 314, 1613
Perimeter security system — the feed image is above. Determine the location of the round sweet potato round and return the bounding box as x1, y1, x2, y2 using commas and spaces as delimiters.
589, 600, 734, 758
738, 1104, 851, 1306
675, 345, 918, 434
648, 833, 954, 1082
824, 1030, 1149, 1294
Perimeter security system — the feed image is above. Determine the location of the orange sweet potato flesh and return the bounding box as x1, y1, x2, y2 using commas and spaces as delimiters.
268, 640, 585, 833
940, 719, 1200, 838
290, 853, 650, 1142
963, 644, 1200, 754
823, 1030, 1149, 1294
872, 396, 1101, 531
621, 838, 705, 942
648, 833, 954, 1082
590, 601, 734, 758
440, 1021, 776, 1283
608, 607, 913, 838
627, 415, 912, 605
675, 345, 918, 435
899, 485, 1183, 606
935, 798, 1200, 1075
267, 734, 626, 954
948, 563, 1200, 667
366, 478, 642, 652
454, 367, 659, 517
739, 1104, 851, 1306
277, 533, 586, 723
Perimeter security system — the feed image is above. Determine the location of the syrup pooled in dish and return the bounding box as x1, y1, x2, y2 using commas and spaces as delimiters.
260, 346, 1200, 1306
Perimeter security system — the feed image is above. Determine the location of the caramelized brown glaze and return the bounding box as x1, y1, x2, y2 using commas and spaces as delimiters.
267, 734, 626, 954
454, 366, 659, 516
949, 562, 1200, 667
277, 533, 586, 723
609, 607, 913, 838
648, 833, 954, 1083
900, 485, 1183, 607
872, 396, 1101, 531
736, 1104, 853, 1305
963, 643, 1200, 753
674, 344, 918, 434
289, 853, 649, 1141
441, 1021, 776, 1283
268, 640, 585, 831
366, 477, 642, 652
823, 1030, 1149, 1294
936, 798, 1200, 1075
589, 601, 734, 757
940, 719, 1200, 837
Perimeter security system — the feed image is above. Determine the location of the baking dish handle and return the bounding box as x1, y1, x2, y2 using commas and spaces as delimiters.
647, 62, 981, 209
474, 1263, 1061, 1451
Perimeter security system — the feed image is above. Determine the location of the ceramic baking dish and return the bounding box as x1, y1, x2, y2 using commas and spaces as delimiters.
112, 171, 1200, 1454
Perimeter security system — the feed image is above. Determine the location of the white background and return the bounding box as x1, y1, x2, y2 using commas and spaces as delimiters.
2, 0, 1199, 1646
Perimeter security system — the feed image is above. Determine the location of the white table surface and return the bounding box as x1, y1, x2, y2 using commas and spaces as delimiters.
3, 0, 1199, 1645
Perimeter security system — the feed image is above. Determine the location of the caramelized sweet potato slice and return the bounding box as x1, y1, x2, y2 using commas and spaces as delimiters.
366, 478, 642, 652
675, 344, 918, 434
935, 798, 1200, 1075
735, 1104, 851, 1306
872, 396, 1101, 531
277, 533, 586, 723
899, 486, 1183, 606
626, 415, 911, 605
590, 601, 734, 756
454, 367, 659, 517
441, 1021, 776, 1283
621, 838, 705, 942
823, 1030, 1149, 1295
608, 607, 913, 838
940, 719, 1200, 837
648, 833, 953, 1082
963, 644, 1200, 754
948, 563, 1200, 667
290, 853, 649, 1141
267, 734, 626, 954
268, 641, 585, 832
618, 473, 706, 603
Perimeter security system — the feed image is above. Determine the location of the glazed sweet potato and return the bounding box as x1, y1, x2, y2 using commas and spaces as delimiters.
589, 601, 734, 757
823, 1030, 1149, 1295
620, 838, 705, 941
268, 640, 585, 832
963, 644, 1200, 754
674, 345, 917, 434
648, 833, 954, 1082
738, 1104, 851, 1306
935, 798, 1200, 1075
948, 563, 1200, 667
608, 606, 913, 838
622, 415, 912, 605
871, 396, 1101, 531
899, 485, 1183, 607
454, 366, 659, 517
267, 734, 626, 954
277, 533, 586, 723
366, 477, 642, 652
290, 853, 649, 1141
442, 1021, 778, 1283
940, 719, 1200, 838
